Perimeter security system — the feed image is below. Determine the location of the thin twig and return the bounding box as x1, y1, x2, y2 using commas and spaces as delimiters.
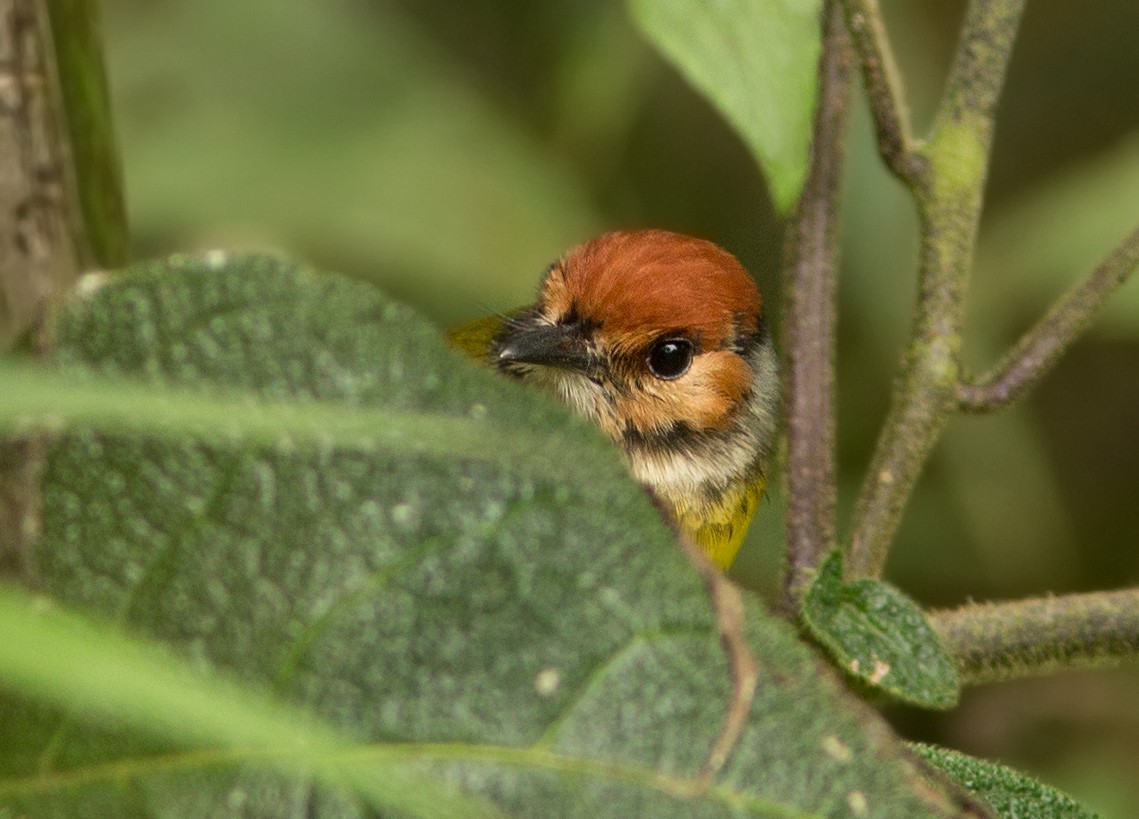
847, 0, 1026, 579
959, 224, 1139, 412
931, 588, 1139, 685
838, 0, 925, 184
779, 0, 851, 608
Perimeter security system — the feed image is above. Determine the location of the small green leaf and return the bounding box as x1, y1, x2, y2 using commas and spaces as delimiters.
801, 552, 960, 709
913, 744, 1099, 819
628, 0, 822, 212
1, 254, 973, 816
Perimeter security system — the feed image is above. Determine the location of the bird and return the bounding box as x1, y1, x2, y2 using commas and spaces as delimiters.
448, 229, 779, 569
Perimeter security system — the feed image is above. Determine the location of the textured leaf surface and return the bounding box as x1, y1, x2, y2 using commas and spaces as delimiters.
1, 254, 975, 817
0, 585, 499, 819
802, 552, 960, 709
628, 0, 822, 212
914, 745, 1098, 819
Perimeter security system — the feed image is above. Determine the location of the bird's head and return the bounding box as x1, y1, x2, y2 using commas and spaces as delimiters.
490, 229, 779, 514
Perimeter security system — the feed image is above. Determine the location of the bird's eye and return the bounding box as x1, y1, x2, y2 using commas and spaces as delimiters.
646, 338, 694, 380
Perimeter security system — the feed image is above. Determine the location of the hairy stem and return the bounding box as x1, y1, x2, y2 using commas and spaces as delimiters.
959, 224, 1139, 411
779, 0, 851, 607
931, 589, 1139, 685
847, 0, 1026, 578
838, 0, 924, 184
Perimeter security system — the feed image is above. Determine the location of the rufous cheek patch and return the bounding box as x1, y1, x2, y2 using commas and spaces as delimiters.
670, 352, 751, 430
615, 351, 751, 435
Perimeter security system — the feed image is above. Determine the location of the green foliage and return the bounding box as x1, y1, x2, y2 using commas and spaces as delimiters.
801, 552, 959, 709
628, 0, 822, 212
914, 745, 1099, 819
1, 255, 967, 817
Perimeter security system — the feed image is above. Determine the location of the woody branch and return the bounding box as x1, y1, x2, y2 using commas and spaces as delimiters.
845, 0, 1026, 579
780, 0, 851, 607
834, 0, 1139, 682
931, 589, 1139, 684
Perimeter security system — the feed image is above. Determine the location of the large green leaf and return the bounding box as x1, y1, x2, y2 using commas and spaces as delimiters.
0, 254, 977, 816
0, 585, 499, 819
628, 0, 822, 212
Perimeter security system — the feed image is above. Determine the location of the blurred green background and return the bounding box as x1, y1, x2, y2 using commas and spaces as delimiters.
98, 0, 1139, 814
